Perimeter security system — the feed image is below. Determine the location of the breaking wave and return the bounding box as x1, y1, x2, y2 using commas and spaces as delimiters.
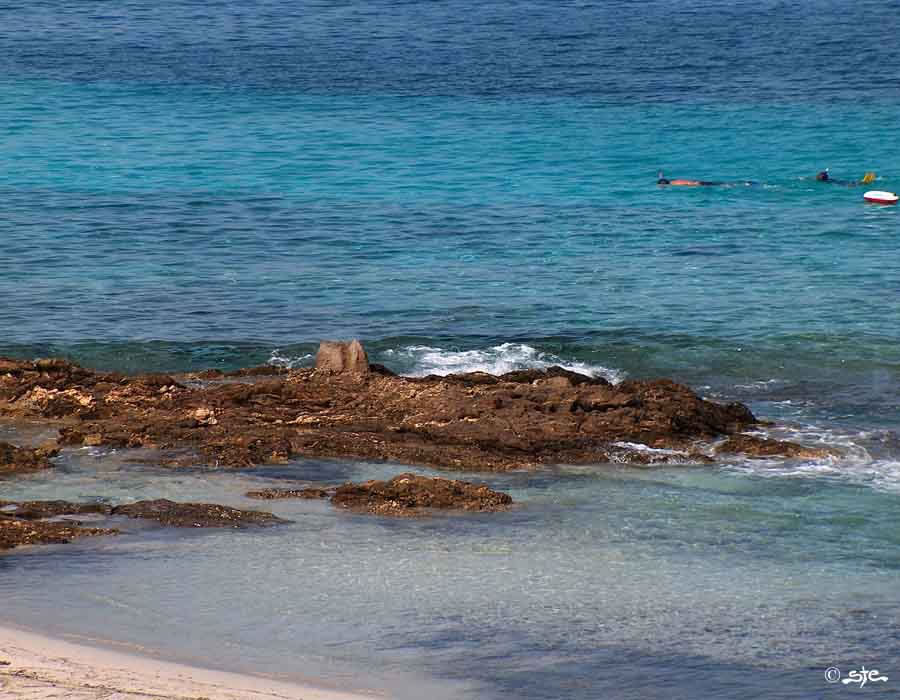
381, 343, 625, 383
722, 424, 900, 494
267, 349, 313, 369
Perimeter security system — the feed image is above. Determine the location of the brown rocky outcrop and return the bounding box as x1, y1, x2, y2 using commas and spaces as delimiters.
331, 474, 512, 516
715, 434, 832, 459
0, 349, 815, 471
0, 442, 58, 476
196, 365, 289, 379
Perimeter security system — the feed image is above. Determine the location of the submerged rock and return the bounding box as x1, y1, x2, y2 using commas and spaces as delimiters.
0, 516, 117, 551
0, 442, 58, 476
245, 487, 331, 500
0, 498, 287, 550
111, 499, 289, 528
331, 473, 513, 516
0, 500, 111, 520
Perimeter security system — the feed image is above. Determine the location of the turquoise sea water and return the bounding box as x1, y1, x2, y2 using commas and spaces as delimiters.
2, 1, 899, 698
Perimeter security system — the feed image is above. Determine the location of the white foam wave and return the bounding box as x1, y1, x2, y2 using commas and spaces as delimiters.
722, 424, 900, 494
383, 343, 624, 383
732, 378, 788, 392
612, 442, 683, 456
726, 456, 900, 495
267, 349, 313, 369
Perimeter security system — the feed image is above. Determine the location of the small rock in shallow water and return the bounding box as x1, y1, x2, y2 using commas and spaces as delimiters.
0, 515, 117, 551
246, 477, 513, 517
111, 499, 289, 528
0, 498, 287, 550
331, 473, 513, 517
0, 500, 112, 520
715, 434, 832, 459
245, 488, 331, 500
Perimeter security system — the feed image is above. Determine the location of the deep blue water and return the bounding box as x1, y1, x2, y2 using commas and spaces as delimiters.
2, 2, 899, 698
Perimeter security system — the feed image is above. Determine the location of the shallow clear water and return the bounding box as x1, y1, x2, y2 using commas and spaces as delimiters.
2, 451, 899, 699
2, 1, 899, 697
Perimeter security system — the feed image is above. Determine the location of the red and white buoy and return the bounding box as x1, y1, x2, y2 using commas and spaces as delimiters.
863, 190, 898, 204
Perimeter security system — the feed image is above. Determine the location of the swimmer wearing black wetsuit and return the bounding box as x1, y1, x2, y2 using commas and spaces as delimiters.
815, 169, 876, 186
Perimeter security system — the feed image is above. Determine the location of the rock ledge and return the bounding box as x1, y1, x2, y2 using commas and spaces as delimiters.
0, 349, 816, 471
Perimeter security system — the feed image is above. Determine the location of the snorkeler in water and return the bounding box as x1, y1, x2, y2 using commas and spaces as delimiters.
656, 171, 722, 186
814, 169, 876, 185
656, 169, 876, 188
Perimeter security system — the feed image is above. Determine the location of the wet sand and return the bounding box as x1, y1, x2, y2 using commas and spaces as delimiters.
0, 624, 380, 700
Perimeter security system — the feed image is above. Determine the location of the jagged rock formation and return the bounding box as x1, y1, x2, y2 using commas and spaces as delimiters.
0, 349, 814, 472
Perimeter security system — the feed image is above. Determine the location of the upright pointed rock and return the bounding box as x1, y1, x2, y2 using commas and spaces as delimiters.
315, 339, 370, 375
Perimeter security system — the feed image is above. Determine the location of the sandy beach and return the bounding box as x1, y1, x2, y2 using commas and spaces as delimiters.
0, 624, 380, 700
